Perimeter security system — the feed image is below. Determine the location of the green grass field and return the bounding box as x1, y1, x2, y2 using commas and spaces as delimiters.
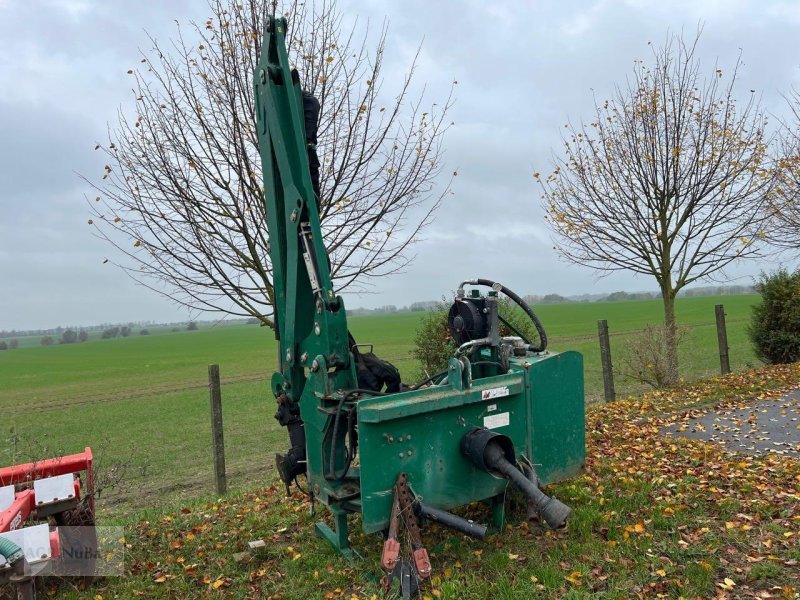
0, 294, 761, 513
52, 363, 800, 599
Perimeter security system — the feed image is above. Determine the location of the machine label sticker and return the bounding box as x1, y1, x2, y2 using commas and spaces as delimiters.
482, 386, 509, 400
484, 412, 510, 429
486, 404, 497, 412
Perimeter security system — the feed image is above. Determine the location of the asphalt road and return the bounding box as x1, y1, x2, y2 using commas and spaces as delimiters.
664, 389, 800, 458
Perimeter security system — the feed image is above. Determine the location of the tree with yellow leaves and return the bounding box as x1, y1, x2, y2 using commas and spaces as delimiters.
767, 90, 800, 252
538, 32, 774, 385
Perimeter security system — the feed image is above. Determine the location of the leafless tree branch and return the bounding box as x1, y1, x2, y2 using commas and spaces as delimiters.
82, 0, 454, 327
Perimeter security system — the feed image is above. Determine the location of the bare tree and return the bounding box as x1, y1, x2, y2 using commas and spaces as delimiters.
86, 0, 453, 328
538, 33, 773, 385
768, 89, 800, 251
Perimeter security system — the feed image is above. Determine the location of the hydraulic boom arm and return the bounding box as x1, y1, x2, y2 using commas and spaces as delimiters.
253, 16, 358, 489
253, 17, 353, 398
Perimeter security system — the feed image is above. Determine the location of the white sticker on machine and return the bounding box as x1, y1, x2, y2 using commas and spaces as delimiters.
481, 386, 509, 400
483, 412, 510, 429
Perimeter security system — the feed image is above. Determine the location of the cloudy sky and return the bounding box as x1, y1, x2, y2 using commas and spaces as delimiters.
1, 0, 799, 331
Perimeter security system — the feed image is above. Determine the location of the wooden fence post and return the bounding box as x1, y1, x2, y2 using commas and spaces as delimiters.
208, 364, 227, 495
597, 320, 616, 402
715, 304, 731, 375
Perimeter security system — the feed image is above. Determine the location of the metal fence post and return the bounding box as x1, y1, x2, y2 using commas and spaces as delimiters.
208, 364, 227, 495
597, 320, 616, 402
715, 304, 730, 375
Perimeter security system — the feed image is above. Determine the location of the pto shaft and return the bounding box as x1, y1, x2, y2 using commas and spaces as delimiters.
461, 427, 572, 529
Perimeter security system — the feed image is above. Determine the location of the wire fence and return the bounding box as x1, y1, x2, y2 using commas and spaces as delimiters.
362, 309, 753, 405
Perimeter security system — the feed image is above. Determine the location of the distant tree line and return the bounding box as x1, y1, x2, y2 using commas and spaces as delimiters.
38, 329, 91, 346
521, 285, 756, 306
101, 326, 132, 339
350, 284, 759, 315
678, 285, 755, 298
1, 319, 160, 340
0, 281, 758, 351
523, 294, 574, 305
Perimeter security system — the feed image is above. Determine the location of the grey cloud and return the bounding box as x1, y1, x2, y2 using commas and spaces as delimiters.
1, 0, 799, 330
0, 101, 102, 197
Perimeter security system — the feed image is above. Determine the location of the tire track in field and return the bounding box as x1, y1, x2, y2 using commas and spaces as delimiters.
13, 355, 416, 416
9, 356, 410, 416
97, 461, 272, 515
6, 372, 269, 416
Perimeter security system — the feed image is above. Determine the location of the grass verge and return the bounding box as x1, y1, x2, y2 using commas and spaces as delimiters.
38, 363, 800, 600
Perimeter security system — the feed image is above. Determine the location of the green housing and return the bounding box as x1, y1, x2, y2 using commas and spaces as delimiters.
356, 350, 585, 533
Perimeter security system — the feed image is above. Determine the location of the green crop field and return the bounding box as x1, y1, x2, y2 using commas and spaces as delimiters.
0, 294, 761, 514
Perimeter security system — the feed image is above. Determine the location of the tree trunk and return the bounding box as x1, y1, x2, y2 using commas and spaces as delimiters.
661, 290, 679, 386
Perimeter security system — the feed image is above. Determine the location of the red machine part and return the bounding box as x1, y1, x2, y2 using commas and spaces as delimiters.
0, 488, 35, 533
381, 495, 401, 571
0, 447, 93, 562
394, 473, 431, 579
0, 448, 93, 489
49, 529, 61, 559
0, 479, 82, 533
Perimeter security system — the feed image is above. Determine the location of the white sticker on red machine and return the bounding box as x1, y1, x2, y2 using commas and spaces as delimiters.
483, 412, 510, 429
481, 386, 509, 400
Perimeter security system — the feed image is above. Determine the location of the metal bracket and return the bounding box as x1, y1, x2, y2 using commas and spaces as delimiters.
381, 494, 401, 571
394, 473, 431, 579
33, 474, 75, 507
315, 505, 360, 560
381, 560, 420, 599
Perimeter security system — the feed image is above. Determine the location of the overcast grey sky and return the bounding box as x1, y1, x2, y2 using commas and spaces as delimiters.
1, 0, 798, 331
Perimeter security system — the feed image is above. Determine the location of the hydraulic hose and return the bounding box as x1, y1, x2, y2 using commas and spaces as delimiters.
455, 337, 492, 357
408, 369, 449, 390
0, 536, 24, 566
459, 278, 547, 352
414, 501, 487, 539
328, 395, 351, 480
328, 389, 386, 480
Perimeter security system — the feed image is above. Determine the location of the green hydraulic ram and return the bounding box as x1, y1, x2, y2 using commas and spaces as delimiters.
253, 15, 585, 565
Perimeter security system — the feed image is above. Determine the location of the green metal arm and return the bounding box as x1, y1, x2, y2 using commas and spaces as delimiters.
253, 16, 355, 403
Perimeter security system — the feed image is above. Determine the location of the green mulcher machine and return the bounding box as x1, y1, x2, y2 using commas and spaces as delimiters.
254, 16, 585, 597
